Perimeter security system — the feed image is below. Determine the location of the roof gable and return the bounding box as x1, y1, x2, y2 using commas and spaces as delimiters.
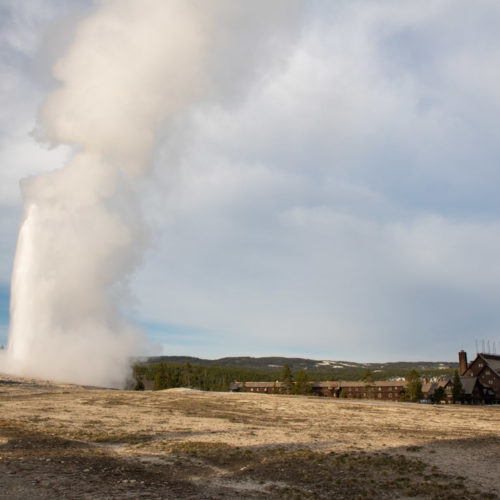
460, 376, 480, 395
480, 354, 500, 377
468, 354, 500, 378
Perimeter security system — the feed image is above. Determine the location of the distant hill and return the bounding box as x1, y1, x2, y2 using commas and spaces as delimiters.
140, 355, 457, 372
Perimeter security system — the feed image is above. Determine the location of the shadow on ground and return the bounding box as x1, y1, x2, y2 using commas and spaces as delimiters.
0, 421, 498, 499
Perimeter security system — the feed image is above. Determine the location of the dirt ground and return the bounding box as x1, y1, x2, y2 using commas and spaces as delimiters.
0, 374, 498, 499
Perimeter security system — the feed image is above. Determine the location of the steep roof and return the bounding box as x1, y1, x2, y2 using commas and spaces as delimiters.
338, 381, 406, 388
243, 382, 281, 388
422, 382, 437, 395
460, 376, 479, 395
437, 379, 448, 389
312, 381, 339, 388
480, 354, 500, 377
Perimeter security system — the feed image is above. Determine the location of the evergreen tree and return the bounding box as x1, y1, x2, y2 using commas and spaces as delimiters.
154, 363, 168, 390
361, 369, 373, 383
432, 386, 446, 404
452, 370, 465, 403
183, 361, 192, 387
280, 364, 294, 394
294, 370, 311, 395
405, 370, 423, 402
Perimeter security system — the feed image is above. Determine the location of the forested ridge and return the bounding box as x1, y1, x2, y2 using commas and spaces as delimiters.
139, 355, 457, 372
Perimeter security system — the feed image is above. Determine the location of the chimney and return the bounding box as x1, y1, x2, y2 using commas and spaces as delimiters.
458, 350, 468, 375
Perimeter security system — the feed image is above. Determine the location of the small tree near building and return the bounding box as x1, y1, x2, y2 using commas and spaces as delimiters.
432, 386, 446, 404
405, 370, 423, 402
280, 364, 294, 394
452, 370, 465, 403
294, 370, 311, 395
361, 369, 373, 383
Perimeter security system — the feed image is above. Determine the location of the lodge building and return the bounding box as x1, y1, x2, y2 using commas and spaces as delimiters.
229, 380, 407, 400
458, 350, 500, 403
230, 351, 500, 404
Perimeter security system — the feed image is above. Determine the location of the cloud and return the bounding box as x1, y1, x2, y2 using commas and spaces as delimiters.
131, 1, 500, 361
2, 1, 500, 364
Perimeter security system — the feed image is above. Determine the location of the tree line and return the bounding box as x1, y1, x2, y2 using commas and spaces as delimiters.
133, 361, 278, 392
133, 362, 464, 402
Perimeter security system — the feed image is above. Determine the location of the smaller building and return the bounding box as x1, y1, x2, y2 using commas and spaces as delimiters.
423, 376, 485, 404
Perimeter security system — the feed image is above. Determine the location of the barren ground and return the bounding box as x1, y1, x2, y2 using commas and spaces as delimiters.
0, 374, 498, 499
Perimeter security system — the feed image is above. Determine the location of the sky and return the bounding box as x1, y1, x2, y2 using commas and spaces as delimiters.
1, 0, 500, 362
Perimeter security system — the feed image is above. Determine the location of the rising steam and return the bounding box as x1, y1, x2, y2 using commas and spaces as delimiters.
1, 0, 302, 387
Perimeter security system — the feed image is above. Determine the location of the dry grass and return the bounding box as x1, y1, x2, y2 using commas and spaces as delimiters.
0, 375, 499, 498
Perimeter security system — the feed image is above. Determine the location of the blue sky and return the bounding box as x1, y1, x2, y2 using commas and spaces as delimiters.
2, 1, 500, 361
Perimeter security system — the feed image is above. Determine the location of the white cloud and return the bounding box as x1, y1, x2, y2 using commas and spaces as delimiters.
130, 1, 500, 361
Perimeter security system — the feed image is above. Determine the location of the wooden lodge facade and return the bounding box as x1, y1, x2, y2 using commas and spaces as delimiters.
229, 380, 407, 400
229, 381, 283, 394
458, 350, 500, 403
420, 350, 500, 404
335, 381, 406, 400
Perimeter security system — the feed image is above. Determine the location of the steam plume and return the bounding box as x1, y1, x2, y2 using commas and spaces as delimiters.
2, 0, 302, 387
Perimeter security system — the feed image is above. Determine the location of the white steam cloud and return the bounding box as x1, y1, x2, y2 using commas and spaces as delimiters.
1, 0, 303, 387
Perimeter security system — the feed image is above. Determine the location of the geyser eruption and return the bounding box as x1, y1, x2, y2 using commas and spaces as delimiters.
2, 0, 302, 387
4, 0, 206, 387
